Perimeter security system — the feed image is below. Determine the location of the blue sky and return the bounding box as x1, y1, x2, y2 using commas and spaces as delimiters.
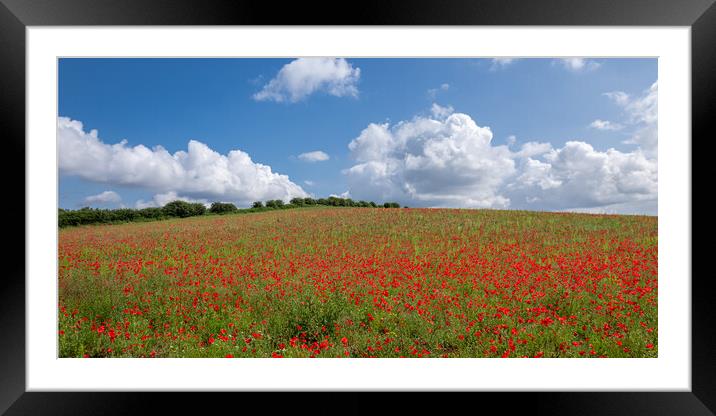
58, 58, 657, 214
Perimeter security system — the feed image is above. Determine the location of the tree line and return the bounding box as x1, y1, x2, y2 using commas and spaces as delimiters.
58, 197, 402, 227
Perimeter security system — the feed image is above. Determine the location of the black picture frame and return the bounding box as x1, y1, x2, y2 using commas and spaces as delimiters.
2, 0, 711, 414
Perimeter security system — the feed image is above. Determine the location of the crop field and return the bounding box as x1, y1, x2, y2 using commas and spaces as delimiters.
58, 207, 657, 358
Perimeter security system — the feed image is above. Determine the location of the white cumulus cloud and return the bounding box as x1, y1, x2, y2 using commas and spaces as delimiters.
345, 111, 516, 208
508, 141, 657, 212
58, 117, 308, 206
83, 190, 121, 206
344, 103, 657, 214
253, 58, 360, 103
297, 150, 330, 162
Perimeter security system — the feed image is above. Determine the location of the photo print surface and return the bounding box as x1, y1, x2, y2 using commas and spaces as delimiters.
58, 58, 658, 358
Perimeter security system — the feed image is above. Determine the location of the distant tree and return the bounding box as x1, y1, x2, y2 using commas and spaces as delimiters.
210, 202, 237, 214
59, 201, 204, 228
162, 200, 194, 218
190, 203, 207, 216
327, 196, 349, 206
265, 199, 284, 209
57, 194, 412, 228
114, 208, 140, 222
138, 207, 164, 219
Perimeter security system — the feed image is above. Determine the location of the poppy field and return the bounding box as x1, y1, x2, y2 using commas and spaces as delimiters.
58, 207, 657, 358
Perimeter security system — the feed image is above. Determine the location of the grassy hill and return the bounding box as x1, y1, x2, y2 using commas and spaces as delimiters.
58, 207, 657, 358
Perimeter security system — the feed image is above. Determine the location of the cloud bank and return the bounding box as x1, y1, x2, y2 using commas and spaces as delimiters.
58, 117, 308, 207
253, 58, 360, 103
344, 99, 657, 214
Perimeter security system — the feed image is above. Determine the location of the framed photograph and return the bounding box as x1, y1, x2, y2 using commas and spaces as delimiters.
3, 0, 711, 414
